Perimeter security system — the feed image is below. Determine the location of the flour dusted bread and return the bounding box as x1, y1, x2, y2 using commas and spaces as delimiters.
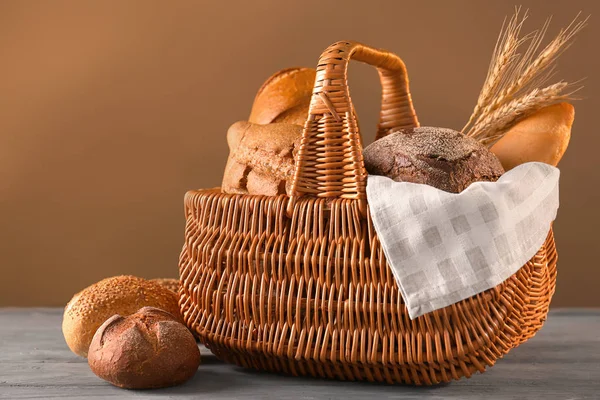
363, 127, 504, 193
88, 307, 200, 389
491, 102, 574, 170
62, 275, 182, 357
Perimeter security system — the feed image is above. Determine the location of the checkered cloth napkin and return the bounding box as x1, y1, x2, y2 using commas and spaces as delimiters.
366, 162, 560, 319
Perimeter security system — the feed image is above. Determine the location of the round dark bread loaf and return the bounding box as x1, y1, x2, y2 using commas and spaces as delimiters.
88, 307, 200, 389
363, 127, 505, 193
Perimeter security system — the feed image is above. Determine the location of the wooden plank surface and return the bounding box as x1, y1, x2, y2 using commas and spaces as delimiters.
0, 308, 598, 399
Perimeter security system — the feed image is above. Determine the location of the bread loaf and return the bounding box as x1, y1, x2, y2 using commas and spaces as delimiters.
363, 127, 505, 193
62, 275, 182, 357
221, 121, 302, 196
221, 67, 316, 196
249, 67, 315, 126
88, 307, 200, 389
150, 278, 180, 294
490, 102, 574, 170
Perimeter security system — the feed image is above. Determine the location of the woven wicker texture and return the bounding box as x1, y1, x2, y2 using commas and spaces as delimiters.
179, 41, 557, 384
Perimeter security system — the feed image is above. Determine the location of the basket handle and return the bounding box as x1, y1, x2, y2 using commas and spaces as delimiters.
288, 41, 419, 211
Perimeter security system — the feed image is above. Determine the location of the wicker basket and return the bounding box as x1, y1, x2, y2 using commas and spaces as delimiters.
179, 41, 557, 385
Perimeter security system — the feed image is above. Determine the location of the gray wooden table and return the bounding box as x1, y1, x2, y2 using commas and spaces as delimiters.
0, 308, 598, 399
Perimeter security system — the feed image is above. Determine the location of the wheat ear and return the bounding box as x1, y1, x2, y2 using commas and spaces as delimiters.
462, 10, 587, 144
470, 82, 569, 145
462, 7, 529, 131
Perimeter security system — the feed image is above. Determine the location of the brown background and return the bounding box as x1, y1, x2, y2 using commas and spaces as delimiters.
1, 0, 598, 307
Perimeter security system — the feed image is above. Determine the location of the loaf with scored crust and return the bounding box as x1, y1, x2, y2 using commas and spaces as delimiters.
88, 307, 200, 389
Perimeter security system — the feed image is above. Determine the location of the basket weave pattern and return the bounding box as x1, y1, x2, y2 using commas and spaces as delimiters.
179, 41, 557, 384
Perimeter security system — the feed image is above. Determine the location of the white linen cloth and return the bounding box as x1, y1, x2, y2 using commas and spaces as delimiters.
366, 162, 559, 319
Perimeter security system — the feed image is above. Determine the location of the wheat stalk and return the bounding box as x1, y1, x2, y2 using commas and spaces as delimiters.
462, 7, 529, 130
462, 10, 587, 144
469, 82, 568, 144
